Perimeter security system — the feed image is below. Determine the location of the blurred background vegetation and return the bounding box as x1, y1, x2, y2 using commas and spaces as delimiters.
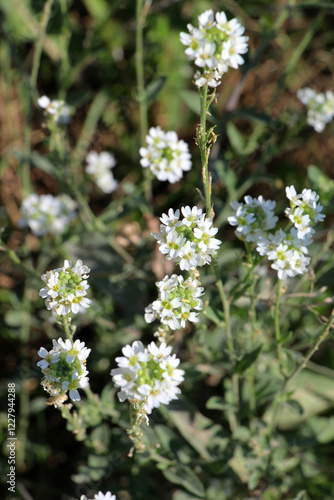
1, 0, 334, 499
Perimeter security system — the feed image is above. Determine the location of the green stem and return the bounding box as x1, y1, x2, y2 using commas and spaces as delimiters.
198, 86, 238, 431
288, 309, 334, 384
274, 279, 285, 376
247, 245, 257, 412
198, 84, 212, 216
214, 261, 239, 433
1, 244, 39, 279
62, 316, 73, 340
30, 0, 54, 89
17, 288, 31, 468
136, 0, 151, 206
22, 0, 54, 195
136, 0, 148, 146
269, 308, 334, 434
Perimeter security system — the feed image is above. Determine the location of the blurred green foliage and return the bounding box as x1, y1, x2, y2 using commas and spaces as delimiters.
1, 1, 334, 499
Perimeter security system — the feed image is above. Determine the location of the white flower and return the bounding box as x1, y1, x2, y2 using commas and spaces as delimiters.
228, 195, 278, 243
297, 87, 334, 132
180, 25, 206, 60
256, 228, 312, 280
285, 185, 325, 236
115, 340, 149, 369
194, 43, 217, 68
153, 206, 221, 269
145, 274, 204, 330
286, 185, 302, 205
80, 492, 116, 500
38, 338, 90, 404
140, 127, 192, 183
111, 341, 184, 414
86, 151, 118, 194
38, 95, 73, 125
198, 10, 215, 29
180, 10, 249, 88
39, 259, 92, 316
19, 193, 77, 236
194, 69, 222, 88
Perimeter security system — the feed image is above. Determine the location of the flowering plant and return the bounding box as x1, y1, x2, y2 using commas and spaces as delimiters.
4, 2, 334, 499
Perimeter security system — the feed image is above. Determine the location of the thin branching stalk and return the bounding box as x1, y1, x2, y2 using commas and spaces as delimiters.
22, 0, 54, 194
136, 0, 148, 146
198, 86, 239, 432
269, 308, 334, 434
136, 0, 152, 205
30, 0, 54, 89
274, 279, 286, 376
247, 245, 257, 412
62, 316, 74, 340
17, 288, 31, 468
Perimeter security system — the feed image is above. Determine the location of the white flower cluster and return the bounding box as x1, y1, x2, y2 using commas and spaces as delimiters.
285, 186, 325, 239
80, 493, 116, 500
37, 338, 91, 404
180, 9, 248, 88
19, 193, 77, 237
229, 187, 325, 280
297, 87, 334, 133
86, 151, 118, 194
39, 259, 92, 316
38, 95, 73, 125
228, 196, 278, 243
257, 228, 312, 280
153, 206, 222, 270
139, 126, 192, 183
145, 274, 204, 330
111, 340, 184, 414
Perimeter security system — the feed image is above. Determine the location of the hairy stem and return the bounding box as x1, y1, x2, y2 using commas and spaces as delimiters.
247, 246, 257, 412
274, 279, 285, 376
197, 86, 238, 431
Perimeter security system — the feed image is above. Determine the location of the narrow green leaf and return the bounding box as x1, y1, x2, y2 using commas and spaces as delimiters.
206, 396, 236, 412
162, 464, 205, 498
226, 121, 246, 153
235, 345, 262, 374
145, 76, 167, 104
203, 306, 224, 325
30, 151, 57, 176
286, 399, 304, 416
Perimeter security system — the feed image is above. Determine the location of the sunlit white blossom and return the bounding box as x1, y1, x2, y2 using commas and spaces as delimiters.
38, 338, 91, 405
111, 341, 184, 414
39, 259, 92, 316
80, 491, 116, 500
285, 185, 325, 239
153, 206, 221, 269
145, 274, 204, 330
228, 195, 278, 243
140, 127, 192, 183
180, 9, 248, 88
